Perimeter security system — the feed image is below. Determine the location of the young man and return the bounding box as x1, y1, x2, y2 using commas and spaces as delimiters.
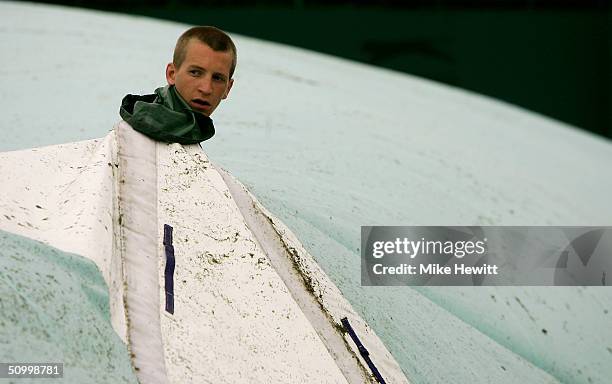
120, 26, 237, 144
166, 26, 236, 117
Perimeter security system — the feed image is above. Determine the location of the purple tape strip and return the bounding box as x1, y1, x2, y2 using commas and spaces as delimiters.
163, 224, 175, 314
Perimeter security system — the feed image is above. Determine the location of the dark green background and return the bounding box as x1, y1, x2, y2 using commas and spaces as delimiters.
30, 1, 612, 138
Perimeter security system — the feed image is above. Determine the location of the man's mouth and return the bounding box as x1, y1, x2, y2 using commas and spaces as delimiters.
191, 99, 211, 109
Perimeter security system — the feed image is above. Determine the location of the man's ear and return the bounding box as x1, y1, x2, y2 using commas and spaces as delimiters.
222, 79, 234, 100
166, 63, 176, 85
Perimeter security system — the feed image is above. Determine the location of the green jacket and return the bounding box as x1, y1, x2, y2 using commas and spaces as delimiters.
119, 85, 215, 144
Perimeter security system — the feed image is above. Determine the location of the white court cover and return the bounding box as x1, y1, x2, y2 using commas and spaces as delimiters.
0, 122, 408, 383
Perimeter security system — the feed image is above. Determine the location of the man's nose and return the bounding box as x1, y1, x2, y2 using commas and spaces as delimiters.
198, 76, 213, 95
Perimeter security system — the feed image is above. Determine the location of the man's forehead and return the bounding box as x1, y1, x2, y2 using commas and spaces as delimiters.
183, 39, 233, 74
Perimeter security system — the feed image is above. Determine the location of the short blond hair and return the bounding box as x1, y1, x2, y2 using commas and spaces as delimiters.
173, 26, 237, 78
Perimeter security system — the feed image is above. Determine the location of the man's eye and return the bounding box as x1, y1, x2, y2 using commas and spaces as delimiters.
213, 75, 225, 82
189, 70, 201, 76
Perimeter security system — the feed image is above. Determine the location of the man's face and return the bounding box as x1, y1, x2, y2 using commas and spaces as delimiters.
166, 39, 234, 116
